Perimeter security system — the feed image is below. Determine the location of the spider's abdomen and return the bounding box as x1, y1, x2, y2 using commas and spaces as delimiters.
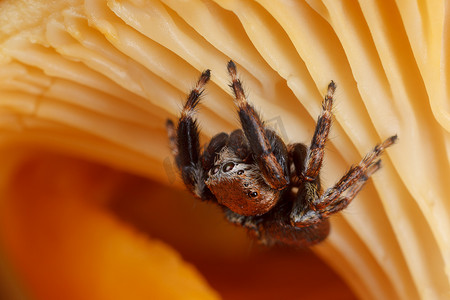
252, 197, 330, 247
262, 217, 330, 247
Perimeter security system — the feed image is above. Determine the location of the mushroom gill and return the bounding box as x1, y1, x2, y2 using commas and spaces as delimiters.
0, 0, 449, 299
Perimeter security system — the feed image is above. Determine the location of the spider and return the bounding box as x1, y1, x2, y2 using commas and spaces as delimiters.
166, 61, 397, 248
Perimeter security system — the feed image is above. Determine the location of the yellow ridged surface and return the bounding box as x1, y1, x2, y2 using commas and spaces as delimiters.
0, 0, 449, 299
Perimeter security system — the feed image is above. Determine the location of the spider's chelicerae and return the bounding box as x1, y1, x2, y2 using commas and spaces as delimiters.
166, 61, 397, 247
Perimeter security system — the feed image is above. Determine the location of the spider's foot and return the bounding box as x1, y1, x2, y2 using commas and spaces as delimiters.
323, 81, 336, 110
181, 69, 211, 119
226, 60, 247, 107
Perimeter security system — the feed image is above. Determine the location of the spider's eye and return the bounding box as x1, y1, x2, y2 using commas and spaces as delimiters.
211, 165, 220, 175
237, 170, 244, 175
249, 191, 258, 198
222, 162, 235, 172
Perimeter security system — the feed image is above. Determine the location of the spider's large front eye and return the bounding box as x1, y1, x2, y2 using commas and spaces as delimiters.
222, 162, 235, 172
249, 191, 258, 198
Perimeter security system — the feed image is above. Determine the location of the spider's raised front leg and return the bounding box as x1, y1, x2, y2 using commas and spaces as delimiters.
226, 60, 289, 190
289, 81, 335, 226
303, 81, 336, 181
166, 69, 214, 201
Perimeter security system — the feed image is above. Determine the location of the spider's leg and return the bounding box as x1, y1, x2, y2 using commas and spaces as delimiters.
167, 69, 214, 200
287, 143, 308, 187
291, 135, 397, 226
177, 69, 210, 167
288, 143, 322, 226
201, 132, 229, 171
317, 159, 382, 218
315, 135, 397, 210
289, 82, 334, 227
223, 208, 263, 240
227, 60, 289, 190
302, 81, 335, 182
225, 198, 331, 247
227, 129, 251, 160
166, 119, 181, 169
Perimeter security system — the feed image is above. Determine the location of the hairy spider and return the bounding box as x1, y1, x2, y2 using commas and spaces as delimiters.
166, 61, 397, 247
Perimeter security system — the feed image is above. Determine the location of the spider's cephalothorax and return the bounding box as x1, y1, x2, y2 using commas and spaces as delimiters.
166, 61, 397, 248
205, 145, 284, 216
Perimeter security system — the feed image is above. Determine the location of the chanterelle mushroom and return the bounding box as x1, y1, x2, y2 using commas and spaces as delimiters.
0, 1, 449, 299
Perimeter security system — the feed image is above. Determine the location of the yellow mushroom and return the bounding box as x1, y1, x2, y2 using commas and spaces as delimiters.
0, 1, 449, 299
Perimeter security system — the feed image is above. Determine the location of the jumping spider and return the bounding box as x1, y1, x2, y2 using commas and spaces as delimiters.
166, 61, 397, 247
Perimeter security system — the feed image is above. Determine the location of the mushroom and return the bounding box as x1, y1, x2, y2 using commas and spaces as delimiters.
0, 1, 448, 299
